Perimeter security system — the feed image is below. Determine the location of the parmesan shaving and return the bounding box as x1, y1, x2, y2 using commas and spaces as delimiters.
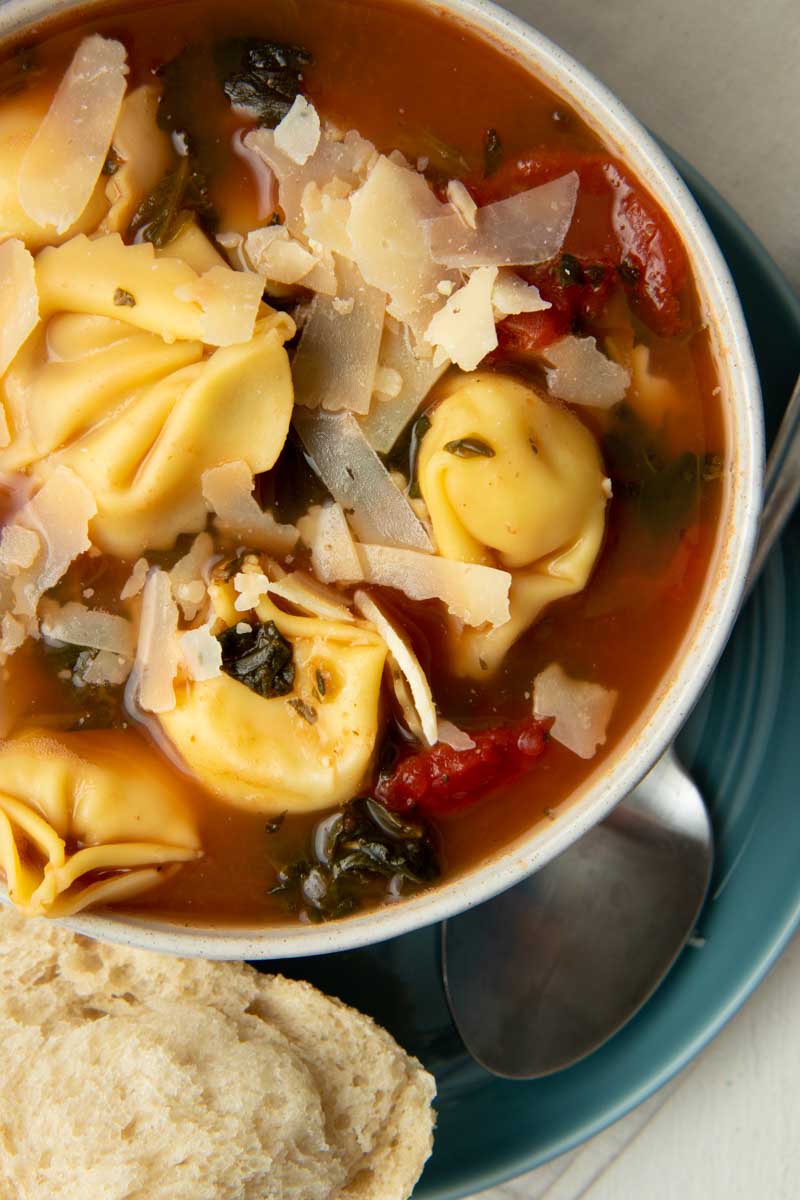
40, 600, 136, 657
292, 257, 385, 414
120, 557, 149, 601
425, 266, 498, 371
437, 719, 476, 752
293, 408, 434, 551
359, 321, 450, 453
81, 649, 132, 687
265, 572, 355, 622
347, 155, 459, 339
355, 589, 437, 746
36, 235, 263, 347
244, 225, 319, 284
0, 614, 25, 658
423, 171, 579, 268
11, 467, 97, 619
168, 532, 213, 621
0, 239, 38, 378
542, 334, 630, 408
374, 366, 403, 399
357, 543, 511, 627
492, 269, 550, 316
533, 662, 618, 759
0, 525, 40, 577
245, 124, 378, 235
18, 36, 129, 234
202, 462, 298, 554
131, 568, 179, 714
302, 180, 353, 257
232, 129, 276, 220
299, 502, 364, 584
274, 95, 322, 165
234, 571, 270, 612
446, 179, 478, 229
179, 621, 223, 682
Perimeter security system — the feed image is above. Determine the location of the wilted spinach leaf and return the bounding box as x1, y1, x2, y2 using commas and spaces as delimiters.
270, 797, 440, 920
444, 436, 496, 459
127, 156, 216, 247
603, 404, 720, 537
218, 620, 294, 698
214, 38, 311, 127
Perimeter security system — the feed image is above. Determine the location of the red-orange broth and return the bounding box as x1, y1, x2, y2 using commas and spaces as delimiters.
0, 0, 724, 924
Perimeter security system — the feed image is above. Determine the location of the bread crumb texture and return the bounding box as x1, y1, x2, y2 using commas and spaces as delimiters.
0, 907, 436, 1200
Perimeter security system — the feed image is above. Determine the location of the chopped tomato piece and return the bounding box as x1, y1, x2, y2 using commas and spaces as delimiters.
375, 716, 552, 815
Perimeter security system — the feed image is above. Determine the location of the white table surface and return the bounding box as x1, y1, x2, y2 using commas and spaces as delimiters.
461, 2, 800, 1198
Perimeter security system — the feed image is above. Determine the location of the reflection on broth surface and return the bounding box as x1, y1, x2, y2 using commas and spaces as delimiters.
0, 0, 723, 925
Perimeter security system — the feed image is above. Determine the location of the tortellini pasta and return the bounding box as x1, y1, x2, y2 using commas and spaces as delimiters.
0, 729, 200, 917
418, 372, 608, 676
2, 309, 295, 558
158, 585, 388, 815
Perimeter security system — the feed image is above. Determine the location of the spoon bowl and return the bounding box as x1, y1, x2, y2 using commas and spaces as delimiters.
443, 749, 712, 1078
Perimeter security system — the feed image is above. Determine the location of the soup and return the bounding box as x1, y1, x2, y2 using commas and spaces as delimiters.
0, 0, 724, 925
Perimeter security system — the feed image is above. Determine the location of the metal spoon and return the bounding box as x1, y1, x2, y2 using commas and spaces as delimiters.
443, 374, 800, 1079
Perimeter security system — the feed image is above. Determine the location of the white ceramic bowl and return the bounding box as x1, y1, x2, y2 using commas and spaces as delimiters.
1, 0, 763, 958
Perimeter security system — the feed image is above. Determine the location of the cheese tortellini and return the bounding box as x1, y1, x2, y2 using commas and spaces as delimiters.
158, 585, 388, 815
1, 307, 295, 558
0, 729, 200, 917
418, 372, 608, 676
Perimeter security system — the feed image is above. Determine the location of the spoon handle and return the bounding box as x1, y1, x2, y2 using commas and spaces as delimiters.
745, 372, 800, 594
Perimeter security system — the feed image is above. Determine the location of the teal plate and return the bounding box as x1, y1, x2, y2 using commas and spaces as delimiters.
258, 155, 800, 1199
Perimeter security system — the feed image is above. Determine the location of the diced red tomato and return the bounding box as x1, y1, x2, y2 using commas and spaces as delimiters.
375, 716, 552, 815
471, 149, 688, 336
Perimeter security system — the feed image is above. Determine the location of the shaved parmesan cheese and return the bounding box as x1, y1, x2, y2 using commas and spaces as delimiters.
131, 568, 179, 714
244, 225, 319, 284
357, 543, 511, 627
374, 366, 403, 399
425, 266, 498, 371
168, 532, 213, 621
274, 95, 321, 165
202, 461, 298, 554
18, 36, 128, 234
40, 600, 135, 656
12, 467, 97, 619
266, 572, 354, 622
36, 235, 263, 347
0, 525, 39, 576
245, 124, 377, 235
293, 408, 433, 551
542, 334, 630, 408
120, 557, 149, 601
437, 719, 476, 752
179, 620, 222, 681
0, 613, 25, 658
355, 589, 437, 746
234, 570, 270, 611
423, 172, 579, 268
492, 269, 550, 316
0, 239, 38, 377
174, 264, 265, 346
299, 502, 364, 584
302, 180, 353, 257
358, 321, 450, 453
533, 662, 618, 759
446, 179, 477, 229
81, 649, 131, 686
347, 155, 458, 339
292, 257, 385, 414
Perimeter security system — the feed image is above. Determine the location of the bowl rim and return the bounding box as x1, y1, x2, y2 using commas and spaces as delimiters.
1, 0, 764, 959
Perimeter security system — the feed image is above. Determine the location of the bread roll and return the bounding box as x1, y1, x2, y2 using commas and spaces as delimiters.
0, 907, 436, 1199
